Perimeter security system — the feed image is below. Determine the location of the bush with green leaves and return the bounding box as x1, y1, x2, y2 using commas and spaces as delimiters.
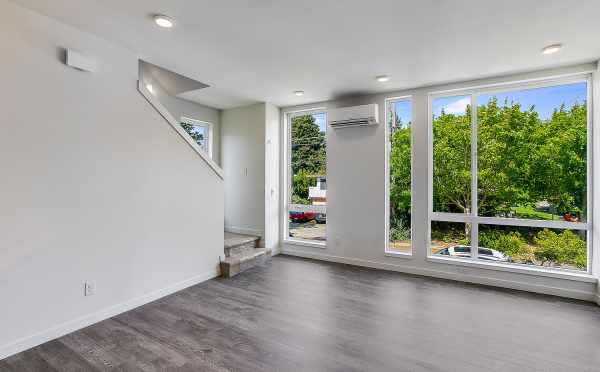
479, 230, 525, 257
292, 169, 315, 205
534, 229, 586, 269
389, 216, 410, 242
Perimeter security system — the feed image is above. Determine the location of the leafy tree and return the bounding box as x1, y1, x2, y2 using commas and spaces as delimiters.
290, 115, 326, 203
291, 115, 326, 175
180, 122, 204, 146
432, 107, 472, 213
389, 120, 411, 233
428, 100, 587, 217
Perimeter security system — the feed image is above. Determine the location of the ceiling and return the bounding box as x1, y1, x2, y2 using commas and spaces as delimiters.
12, 0, 600, 109
142, 61, 209, 96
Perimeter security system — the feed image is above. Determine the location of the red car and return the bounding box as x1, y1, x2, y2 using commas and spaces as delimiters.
289, 211, 316, 222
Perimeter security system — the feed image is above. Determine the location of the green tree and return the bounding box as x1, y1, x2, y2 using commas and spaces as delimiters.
477, 98, 542, 216
180, 122, 204, 146
389, 121, 411, 233
290, 115, 326, 203
428, 100, 587, 217
432, 106, 472, 213
291, 115, 326, 176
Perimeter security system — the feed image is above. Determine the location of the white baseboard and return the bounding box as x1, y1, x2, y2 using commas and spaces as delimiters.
0, 269, 219, 361
281, 248, 597, 302
225, 226, 264, 239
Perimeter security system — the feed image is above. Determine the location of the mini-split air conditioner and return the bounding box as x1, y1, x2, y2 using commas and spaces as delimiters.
328, 104, 379, 128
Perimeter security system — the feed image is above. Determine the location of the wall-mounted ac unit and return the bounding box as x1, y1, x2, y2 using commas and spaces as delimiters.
328, 104, 379, 129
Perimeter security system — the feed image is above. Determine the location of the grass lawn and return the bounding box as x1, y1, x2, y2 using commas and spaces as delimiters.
511, 205, 557, 220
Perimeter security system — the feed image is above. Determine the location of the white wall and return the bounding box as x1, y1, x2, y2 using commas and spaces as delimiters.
0, 1, 224, 358
281, 63, 599, 302
221, 103, 266, 238
140, 66, 222, 165
594, 62, 600, 305
265, 103, 281, 251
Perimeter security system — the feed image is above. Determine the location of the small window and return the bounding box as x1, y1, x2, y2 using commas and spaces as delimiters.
180, 117, 212, 157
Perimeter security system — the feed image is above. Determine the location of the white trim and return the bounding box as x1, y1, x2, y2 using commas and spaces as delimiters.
431, 213, 588, 230
384, 96, 414, 256
384, 251, 413, 259
427, 255, 596, 283
225, 226, 264, 239
428, 72, 593, 98
271, 244, 283, 256
587, 69, 596, 275
0, 268, 219, 361
137, 80, 224, 180
280, 249, 597, 301
593, 62, 600, 280
470, 93, 479, 260
283, 238, 326, 249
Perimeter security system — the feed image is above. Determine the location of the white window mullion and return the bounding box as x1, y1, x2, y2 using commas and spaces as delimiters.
471, 94, 479, 260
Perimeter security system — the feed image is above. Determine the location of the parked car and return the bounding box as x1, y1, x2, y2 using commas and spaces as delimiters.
289, 211, 316, 222
434, 245, 509, 262
315, 213, 326, 223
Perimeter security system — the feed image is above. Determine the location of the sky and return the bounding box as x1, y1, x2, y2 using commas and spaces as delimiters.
393, 100, 412, 128
432, 82, 587, 120
313, 112, 327, 132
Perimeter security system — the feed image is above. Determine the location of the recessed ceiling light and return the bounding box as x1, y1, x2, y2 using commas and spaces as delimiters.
154, 15, 175, 28
294, 90, 305, 96
146, 83, 154, 94
541, 43, 562, 55
376, 75, 390, 82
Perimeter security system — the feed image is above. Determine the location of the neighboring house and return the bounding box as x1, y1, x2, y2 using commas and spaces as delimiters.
309, 177, 327, 205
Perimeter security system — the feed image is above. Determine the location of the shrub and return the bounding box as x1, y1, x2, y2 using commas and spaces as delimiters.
390, 216, 410, 242
534, 229, 586, 269
479, 230, 525, 257
291, 170, 314, 205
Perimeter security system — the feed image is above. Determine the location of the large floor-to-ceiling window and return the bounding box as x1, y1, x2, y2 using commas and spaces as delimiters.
387, 97, 413, 254
285, 110, 327, 244
430, 76, 591, 272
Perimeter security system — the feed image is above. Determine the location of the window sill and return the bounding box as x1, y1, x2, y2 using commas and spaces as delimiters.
283, 238, 326, 249
384, 251, 413, 259
427, 256, 597, 283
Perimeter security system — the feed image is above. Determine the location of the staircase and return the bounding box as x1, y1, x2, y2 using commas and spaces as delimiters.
221, 232, 271, 277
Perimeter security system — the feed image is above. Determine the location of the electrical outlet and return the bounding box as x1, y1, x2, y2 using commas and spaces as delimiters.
84, 282, 95, 297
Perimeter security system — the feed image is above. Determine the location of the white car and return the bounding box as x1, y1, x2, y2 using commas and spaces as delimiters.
435, 245, 509, 262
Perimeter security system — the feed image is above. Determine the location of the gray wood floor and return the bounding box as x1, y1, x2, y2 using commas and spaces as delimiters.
2, 255, 600, 372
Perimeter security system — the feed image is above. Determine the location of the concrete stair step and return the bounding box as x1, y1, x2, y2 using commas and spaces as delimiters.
221, 248, 272, 278
224, 232, 260, 258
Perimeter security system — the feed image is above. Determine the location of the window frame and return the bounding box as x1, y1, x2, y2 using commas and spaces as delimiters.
427, 74, 593, 273
385, 96, 414, 256
180, 116, 213, 158
282, 108, 328, 247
